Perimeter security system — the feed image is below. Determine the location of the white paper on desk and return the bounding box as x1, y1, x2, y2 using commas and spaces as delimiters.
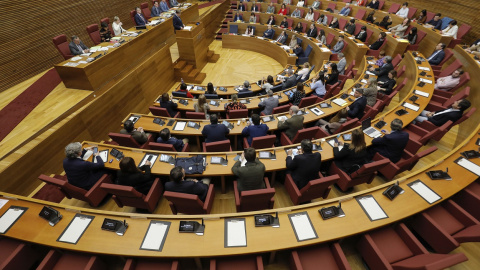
63, 62, 80, 67
277, 115, 288, 122
403, 102, 420, 111
365, 71, 375, 76
419, 78, 433, 84
361, 79, 368, 84
99, 47, 109, 51
139, 154, 158, 168
70, 56, 82, 61
58, 215, 93, 244
357, 43, 365, 46
281, 45, 290, 50
141, 222, 169, 250
186, 85, 193, 90
409, 181, 441, 204
289, 212, 317, 241
310, 107, 324, 116
78, 61, 88, 64
418, 66, 430, 71
456, 158, 480, 176
328, 139, 343, 151
150, 20, 160, 24
320, 47, 330, 52
0, 199, 8, 210
183, 26, 193, 31
357, 196, 388, 221
348, 36, 355, 39
83, 150, 93, 161
0, 208, 25, 234
414, 90, 429, 97
226, 219, 247, 247
368, 61, 376, 65
94, 150, 108, 163
332, 98, 347, 106
173, 121, 186, 131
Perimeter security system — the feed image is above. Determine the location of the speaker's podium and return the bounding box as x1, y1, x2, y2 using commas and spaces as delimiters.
174, 22, 219, 83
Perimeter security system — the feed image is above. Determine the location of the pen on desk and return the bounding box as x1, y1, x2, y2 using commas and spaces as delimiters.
446, 167, 448, 173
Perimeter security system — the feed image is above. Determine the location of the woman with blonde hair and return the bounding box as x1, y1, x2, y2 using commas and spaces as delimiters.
297, 62, 310, 80
194, 94, 210, 119
362, 77, 378, 106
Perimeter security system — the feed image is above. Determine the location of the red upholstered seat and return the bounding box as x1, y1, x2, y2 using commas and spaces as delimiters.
130, 10, 137, 25
203, 140, 232, 152
354, 9, 366, 20
330, 157, 389, 192
261, 104, 290, 116
100, 17, 114, 38
285, 173, 339, 205
227, 109, 248, 119
426, 86, 470, 112
100, 178, 163, 213
405, 120, 452, 144
431, 49, 453, 70
327, 3, 336, 11
38, 174, 111, 207
0, 237, 40, 270
387, 3, 400, 13
210, 255, 263, 270
243, 134, 276, 149
406, 30, 426, 51
108, 132, 153, 149
86, 24, 101, 45
148, 141, 190, 152
186, 111, 206, 119
163, 184, 215, 214
338, 18, 347, 30
37, 250, 106, 270
291, 242, 351, 270
123, 258, 179, 270
234, 178, 275, 212
149, 106, 180, 118
366, 38, 386, 58
434, 59, 462, 78
448, 24, 472, 48
454, 181, 480, 221
141, 2, 151, 20
297, 96, 319, 108
281, 126, 320, 146
52, 34, 74, 60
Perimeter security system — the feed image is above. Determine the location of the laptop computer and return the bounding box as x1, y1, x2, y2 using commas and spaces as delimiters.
361, 118, 382, 138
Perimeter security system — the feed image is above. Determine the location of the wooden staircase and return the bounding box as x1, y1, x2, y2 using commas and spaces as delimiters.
207, 49, 220, 63
173, 60, 206, 84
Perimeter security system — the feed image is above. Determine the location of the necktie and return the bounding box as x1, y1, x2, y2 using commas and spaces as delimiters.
77, 44, 84, 53
428, 50, 440, 61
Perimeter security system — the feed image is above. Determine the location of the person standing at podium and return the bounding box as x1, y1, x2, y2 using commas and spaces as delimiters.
173, 10, 185, 30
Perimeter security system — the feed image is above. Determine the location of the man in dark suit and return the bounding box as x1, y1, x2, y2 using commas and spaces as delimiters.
151, 1, 162, 17
369, 55, 393, 82
69, 35, 90, 55
159, 0, 170, 13
165, 166, 209, 202
63, 142, 106, 190
157, 128, 188, 152
369, 119, 409, 163
427, 43, 446, 65
276, 30, 288, 44
293, 44, 304, 57
238, 4, 246, 11
231, 148, 266, 192
307, 24, 317, 38
286, 139, 322, 189
369, 32, 386, 50
415, 99, 471, 126
201, 114, 230, 142
282, 69, 297, 89
134, 7, 147, 26
120, 120, 148, 145
251, 2, 259, 12
277, 106, 304, 140
173, 10, 184, 30
347, 88, 367, 119
242, 114, 269, 145
263, 25, 275, 39
159, 93, 179, 117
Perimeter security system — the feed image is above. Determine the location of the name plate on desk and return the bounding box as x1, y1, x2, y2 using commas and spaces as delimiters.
225, 218, 246, 247
288, 212, 317, 242
140, 220, 171, 251
407, 180, 441, 204
0, 206, 27, 234
57, 214, 94, 244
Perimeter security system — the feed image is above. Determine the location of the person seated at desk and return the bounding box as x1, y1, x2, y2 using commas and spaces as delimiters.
202, 114, 230, 142
267, 15, 276, 25
280, 17, 288, 28
165, 166, 209, 202
170, 0, 179, 7
238, 81, 254, 96
356, 26, 368, 42
63, 142, 106, 190
297, 62, 311, 80
206, 82, 216, 95
425, 13, 442, 30
178, 83, 194, 98
333, 128, 368, 174
325, 63, 340, 85
435, 68, 464, 91
159, 0, 170, 13
369, 119, 409, 163
112, 16, 126, 36
311, 0, 321, 10
249, 12, 257, 23
339, 3, 352, 16
233, 11, 243, 22
377, 70, 397, 95
369, 32, 386, 50
466, 42, 480, 56
317, 14, 328, 25
427, 43, 446, 65
289, 82, 306, 106
305, 8, 315, 21
238, 3, 246, 12
289, 34, 298, 48
311, 72, 326, 97
441, 20, 459, 39
365, 10, 376, 24
329, 17, 340, 29
337, 53, 347, 75
307, 23, 317, 38
331, 35, 345, 53
415, 9, 427, 24
395, 2, 409, 19
415, 99, 471, 126
347, 88, 367, 119
99, 22, 112, 42
361, 77, 378, 106
259, 89, 279, 115
245, 25, 255, 35
263, 25, 275, 39
232, 148, 266, 192
283, 0, 292, 5
286, 139, 322, 189
367, 0, 379, 9
225, 94, 247, 111
277, 105, 304, 141
117, 157, 154, 195
134, 7, 147, 26
377, 16, 392, 29
251, 1, 260, 12
345, 19, 356, 35
316, 108, 348, 134
294, 22, 304, 33
376, 50, 387, 66
151, 1, 162, 17
369, 55, 393, 82
278, 4, 288, 15
266, 2, 275, 13
402, 27, 417, 44
159, 93, 179, 117
389, 18, 410, 37
291, 8, 302, 18
194, 94, 210, 119
69, 35, 90, 55
157, 128, 188, 151
242, 114, 269, 145
276, 30, 288, 44
316, 29, 327, 44
120, 120, 148, 145
282, 69, 297, 89
173, 10, 185, 30
260, 75, 275, 94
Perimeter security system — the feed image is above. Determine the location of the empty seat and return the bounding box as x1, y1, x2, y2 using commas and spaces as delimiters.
108, 132, 153, 149
186, 111, 206, 119
261, 104, 290, 116
52, 34, 74, 60
297, 96, 319, 108
123, 258, 179, 270
330, 158, 390, 192
210, 255, 263, 270
285, 173, 339, 205
141, 2, 151, 19
149, 106, 180, 118
227, 109, 248, 119
37, 250, 106, 270
163, 184, 215, 214
281, 126, 320, 146
243, 134, 276, 149
405, 121, 452, 144
0, 237, 40, 270
203, 140, 232, 152
291, 242, 351, 270
453, 181, 480, 221
234, 178, 275, 212
86, 24, 101, 45
148, 141, 190, 152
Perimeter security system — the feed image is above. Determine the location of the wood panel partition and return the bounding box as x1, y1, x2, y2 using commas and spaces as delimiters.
0, 45, 175, 196
199, 0, 231, 42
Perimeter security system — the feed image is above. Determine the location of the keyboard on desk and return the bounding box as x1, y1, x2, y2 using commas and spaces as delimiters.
363, 127, 382, 138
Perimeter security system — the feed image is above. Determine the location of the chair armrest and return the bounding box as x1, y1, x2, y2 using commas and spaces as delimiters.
173, 111, 181, 118
331, 242, 351, 270
86, 256, 105, 270
425, 103, 446, 113
256, 255, 264, 270
430, 94, 448, 104
204, 184, 215, 214
3, 242, 39, 270
243, 137, 250, 148
410, 212, 458, 253
182, 143, 190, 152
406, 124, 428, 137
280, 132, 293, 146
202, 142, 207, 152
145, 178, 162, 203
316, 127, 330, 138
85, 174, 111, 207
209, 259, 216, 270
172, 261, 180, 270
433, 89, 453, 98
396, 223, 429, 255
233, 181, 241, 210
264, 177, 272, 188
36, 249, 61, 270
416, 120, 437, 131
290, 250, 304, 270
123, 259, 135, 270
444, 200, 480, 227
357, 234, 391, 270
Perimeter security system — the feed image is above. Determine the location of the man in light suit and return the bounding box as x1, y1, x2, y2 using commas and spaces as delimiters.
291, 8, 302, 18
69, 35, 90, 55
263, 25, 275, 39
369, 119, 409, 163
151, 1, 162, 17
277, 106, 304, 140
347, 89, 367, 119
259, 90, 279, 115
276, 31, 288, 44
427, 43, 446, 65
331, 35, 345, 53
134, 7, 147, 26
159, 0, 170, 13
337, 53, 347, 75
282, 69, 297, 89
339, 3, 351, 16
415, 99, 471, 126
311, 0, 321, 10
173, 10, 184, 30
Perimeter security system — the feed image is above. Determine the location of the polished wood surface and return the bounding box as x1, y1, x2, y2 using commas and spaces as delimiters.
198, 0, 231, 42
177, 22, 209, 69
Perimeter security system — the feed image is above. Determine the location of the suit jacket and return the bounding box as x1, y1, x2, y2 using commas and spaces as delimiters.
280, 21, 288, 28
369, 38, 385, 50
374, 62, 393, 82
173, 14, 183, 30
232, 159, 266, 192
242, 124, 269, 145
333, 145, 368, 173
263, 28, 275, 39
69, 41, 88, 55
325, 72, 338, 85
259, 96, 279, 115
120, 128, 148, 145
267, 18, 276, 25
291, 10, 302, 18
251, 5, 259, 12
294, 46, 304, 57
367, 1, 379, 9
307, 27, 317, 38
276, 33, 288, 44
356, 31, 367, 42
151, 6, 161, 17
370, 131, 409, 163
157, 136, 184, 151
233, 14, 243, 22
428, 108, 463, 126
160, 100, 178, 118
330, 21, 339, 29
170, 0, 179, 7
165, 180, 209, 202
337, 58, 347, 75
347, 96, 367, 119
202, 123, 230, 142
286, 152, 322, 189
134, 13, 147, 26
239, 4, 246, 11
332, 40, 344, 53
159, 1, 169, 12
427, 50, 445, 65
116, 165, 153, 195
278, 114, 304, 140
63, 150, 105, 190
345, 23, 356, 35
282, 75, 297, 89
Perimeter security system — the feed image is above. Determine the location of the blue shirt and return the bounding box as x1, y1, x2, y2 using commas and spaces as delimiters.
311, 80, 326, 97
339, 7, 351, 16
202, 123, 230, 143
242, 124, 269, 145
156, 137, 184, 151
159, 1, 169, 13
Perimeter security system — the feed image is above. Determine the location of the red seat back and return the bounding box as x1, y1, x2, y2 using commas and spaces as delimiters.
392, 54, 402, 67
407, 7, 417, 19
272, 103, 291, 114
148, 142, 177, 151
100, 17, 114, 37
235, 179, 275, 212
101, 183, 145, 205
149, 106, 170, 117
378, 0, 385, 9
287, 18, 293, 28
344, 60, 355, 76
435, 49, 453, 67
250, 135, 276, 149
338, 18, 347, 30
298, 175, 339, 202
326, 14, 333, 25
186, 111, 206, 119
327, 3, 336, 10
426, 11, 436, 22
326, 32, 335, 45
291, 126, 320, 144
130, 10, 137, 25
52, 34, 74, 60
443, 86, 470, 108
355, 9, 366, 20
349, 158, 390, 185
228, 109, 248, 118
86, 24, 101, 45
365, 29, 374, 44
335, 118, 359, 133
204, 140, 231, 152
163, 191, 206, 214
108, 132, 141, 148
38, 174, 87, 200
396, 65, 406, 78
387, 3, 400, 13
298, 96, 318, 108
452, 107, 476, 127
457, 24, 472, 40
141, 3, 152, 20
437, 59, 463, 78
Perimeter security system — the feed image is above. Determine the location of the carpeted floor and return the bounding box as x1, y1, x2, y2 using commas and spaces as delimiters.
0, 68, 61, 142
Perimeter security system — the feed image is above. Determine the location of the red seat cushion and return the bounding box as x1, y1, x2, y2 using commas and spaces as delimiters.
426, 206, 465, 235
52, 253, 95, 270
0, 238, 21, 263
466, 182, 480, 195
297, 246, 341, 270
452, 224, 480, 241
370, 228, 414, 264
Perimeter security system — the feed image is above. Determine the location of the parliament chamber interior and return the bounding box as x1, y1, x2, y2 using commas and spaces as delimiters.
1, 0, 480, 269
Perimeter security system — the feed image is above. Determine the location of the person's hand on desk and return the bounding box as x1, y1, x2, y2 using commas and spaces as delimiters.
334, 141, 344, 147
84, 49, 90, 53
287, 149, 293, 156
137, 127, 145, 133
145, 160, 152, 166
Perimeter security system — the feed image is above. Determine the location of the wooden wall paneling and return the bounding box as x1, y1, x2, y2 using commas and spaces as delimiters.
200, 0, 231, 42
